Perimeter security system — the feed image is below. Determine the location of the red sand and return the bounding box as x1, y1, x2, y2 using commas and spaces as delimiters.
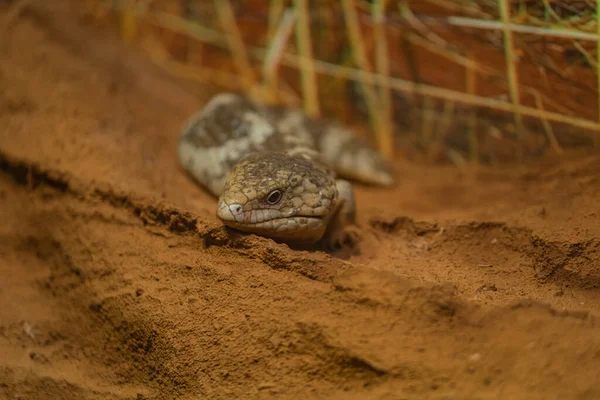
1, 2, 600, 399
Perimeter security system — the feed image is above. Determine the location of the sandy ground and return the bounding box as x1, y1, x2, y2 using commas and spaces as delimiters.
1, 2, 600, 399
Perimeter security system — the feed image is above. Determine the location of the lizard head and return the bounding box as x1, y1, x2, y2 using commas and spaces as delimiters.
216, 151, 338, 243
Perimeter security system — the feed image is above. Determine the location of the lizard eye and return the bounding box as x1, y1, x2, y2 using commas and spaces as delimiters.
265, 189, 283, 205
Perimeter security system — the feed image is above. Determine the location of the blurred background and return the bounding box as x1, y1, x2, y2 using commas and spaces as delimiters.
85, 0, 600, 166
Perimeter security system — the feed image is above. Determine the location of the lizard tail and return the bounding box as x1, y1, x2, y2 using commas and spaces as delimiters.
268, 108, 395, 187
316, 123, 394, 186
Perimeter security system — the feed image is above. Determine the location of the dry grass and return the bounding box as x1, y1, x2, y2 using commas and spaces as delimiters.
87, 0, 600, 165
498, 0, 524, 160
294, 0, 320, 117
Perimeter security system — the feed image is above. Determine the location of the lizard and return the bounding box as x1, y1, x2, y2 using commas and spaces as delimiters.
177, 92, 394, 249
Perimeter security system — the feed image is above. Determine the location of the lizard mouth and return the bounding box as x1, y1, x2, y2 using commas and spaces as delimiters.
216, 201, 329, 240
220, 215, 325, 230
218, 214, 327, 241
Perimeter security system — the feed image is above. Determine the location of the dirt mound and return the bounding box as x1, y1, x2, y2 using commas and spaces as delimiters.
1, 2, 600, 399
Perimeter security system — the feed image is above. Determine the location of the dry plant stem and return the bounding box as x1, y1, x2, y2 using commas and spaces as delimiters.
541, 0, 565, 24
446, 16, 599, 42
499, 0, 524, 161
294, 0, 320, 117
263, 8, 296, 95
398, 1, 447, 48
421, 97, 436, 149
267, 0, 286, 41
428, 100, 455, 163
119, 0, 137, 43
372, 0, 394, 160
314, 6, 340, 97
531, 91, 563, 155
446, 148, 468, 171
439, 101, 455, 134
150, 48, 243, 91
438, 100, 456, 144
466, 64, 479, 164
340, 0, 384, 154
423, 0, 492, 18
135, 8, 223, 44
573, 41, 597, 68
214, 0, 257, 92
406, 32, 484, 73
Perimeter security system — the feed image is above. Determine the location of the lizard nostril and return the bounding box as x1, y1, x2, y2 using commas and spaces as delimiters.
230, 204, 243, 215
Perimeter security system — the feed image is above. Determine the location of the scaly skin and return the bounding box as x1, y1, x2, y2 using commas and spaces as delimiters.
177, 93, 393, 248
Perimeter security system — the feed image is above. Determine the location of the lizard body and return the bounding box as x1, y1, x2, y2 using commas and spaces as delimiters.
177, 93, 393, 248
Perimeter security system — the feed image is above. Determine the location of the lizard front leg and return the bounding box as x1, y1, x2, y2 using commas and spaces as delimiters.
320, 179, 360, 250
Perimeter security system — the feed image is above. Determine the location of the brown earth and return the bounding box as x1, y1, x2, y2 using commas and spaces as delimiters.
2, 2, 600, 400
